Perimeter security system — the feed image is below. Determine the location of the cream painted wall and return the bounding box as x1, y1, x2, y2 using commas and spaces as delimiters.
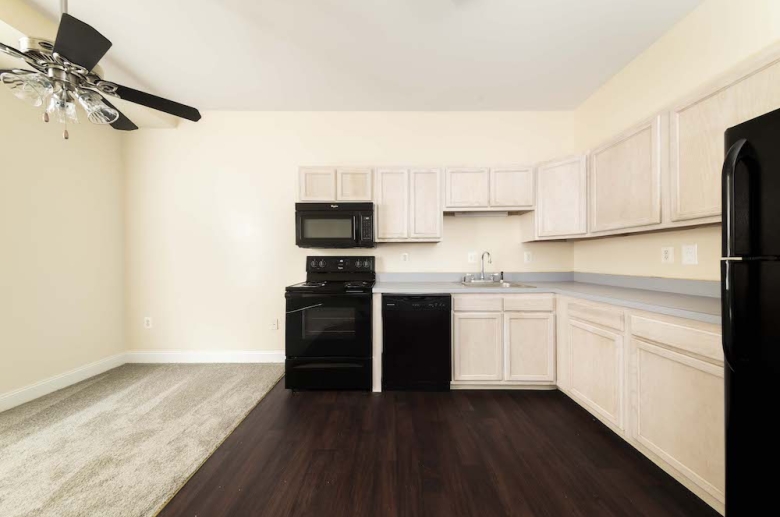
572, 0, 780, 281
124, 112, 575, 353
0, 89, 125, 395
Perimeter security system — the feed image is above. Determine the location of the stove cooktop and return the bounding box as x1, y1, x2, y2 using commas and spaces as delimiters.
286, 255, 376, 294
285, 280, 375, 294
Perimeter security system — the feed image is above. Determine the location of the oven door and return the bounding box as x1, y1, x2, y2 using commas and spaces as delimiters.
285, 292, 372, 358
296, 211, 359, 248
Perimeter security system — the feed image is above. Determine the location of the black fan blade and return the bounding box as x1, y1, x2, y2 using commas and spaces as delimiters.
112, 84, 201, 122
100, 97, 138, 131
53, 14, 112, 71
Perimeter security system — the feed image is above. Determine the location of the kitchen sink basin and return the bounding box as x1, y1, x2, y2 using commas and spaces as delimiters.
460, 281, 536, 289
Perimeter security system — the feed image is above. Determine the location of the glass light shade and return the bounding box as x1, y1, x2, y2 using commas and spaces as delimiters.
46, 92, 79, 125
1, 72, 54, 107
78, 92, 119, 125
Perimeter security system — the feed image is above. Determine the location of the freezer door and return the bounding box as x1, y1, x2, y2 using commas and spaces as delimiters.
724, 107, 780, 257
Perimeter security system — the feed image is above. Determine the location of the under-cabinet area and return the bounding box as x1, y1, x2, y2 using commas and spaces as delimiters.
371, 285, 724, 514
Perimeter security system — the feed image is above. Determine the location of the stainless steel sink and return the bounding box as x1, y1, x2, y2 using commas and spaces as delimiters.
460, 279, 536, 289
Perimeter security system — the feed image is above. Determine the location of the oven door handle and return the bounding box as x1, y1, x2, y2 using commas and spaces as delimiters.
286, 303, 323, 315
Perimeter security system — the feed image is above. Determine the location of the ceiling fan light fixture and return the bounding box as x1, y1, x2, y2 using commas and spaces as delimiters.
1, 72, 54, 107
77, 91, 119, 125
46, 91, 79, 125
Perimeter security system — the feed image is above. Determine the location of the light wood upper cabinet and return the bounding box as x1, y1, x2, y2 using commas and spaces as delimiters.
374, 167, 442, 242
299, 167, 336, 201
336, 168, 373, 201
536, 155, 588, 238
409, 168, 442, 239
453, 312, 503, 381
590, 116, 663, 233
671, 54, 780, 222
490, 167, 534, 209
445, 168, 490, 209
568, 318, 624, 430
374, 168, 409, 240
504, 312, 555, 382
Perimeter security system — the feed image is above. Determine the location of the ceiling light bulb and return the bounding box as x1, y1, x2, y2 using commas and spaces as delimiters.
46, 92, 79, 125
1, 72, 54, 107
78, 91, 119, 125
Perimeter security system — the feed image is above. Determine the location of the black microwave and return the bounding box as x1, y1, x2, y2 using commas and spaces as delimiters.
295, 203, 375, 248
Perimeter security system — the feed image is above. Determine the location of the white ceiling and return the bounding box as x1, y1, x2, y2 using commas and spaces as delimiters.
19, 0, 702, 111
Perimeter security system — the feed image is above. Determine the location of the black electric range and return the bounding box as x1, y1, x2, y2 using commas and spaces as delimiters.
284, 256, 375, 391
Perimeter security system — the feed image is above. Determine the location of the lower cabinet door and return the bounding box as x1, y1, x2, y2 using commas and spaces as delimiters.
453, 312, 502, 381
504, 312, 555, 382
632, 339, 725, 504
568, 319, 624, 429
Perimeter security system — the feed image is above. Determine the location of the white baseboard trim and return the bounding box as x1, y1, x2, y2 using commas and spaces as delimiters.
126, 350, 286, 364
0, 352, 126, 414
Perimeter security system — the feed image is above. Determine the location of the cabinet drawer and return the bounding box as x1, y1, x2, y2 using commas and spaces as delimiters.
630, 314, 722, 363
453, 295, 503, 312
568, 302, 624, 331
503, 294, 554, 312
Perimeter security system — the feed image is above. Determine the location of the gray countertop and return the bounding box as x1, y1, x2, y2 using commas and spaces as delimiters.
373, 281, 721, 324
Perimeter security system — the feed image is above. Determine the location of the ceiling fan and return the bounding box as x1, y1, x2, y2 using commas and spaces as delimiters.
0, 0, 201, 139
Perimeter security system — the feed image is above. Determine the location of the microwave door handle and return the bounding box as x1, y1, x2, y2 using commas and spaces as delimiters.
286, 303, 323, 314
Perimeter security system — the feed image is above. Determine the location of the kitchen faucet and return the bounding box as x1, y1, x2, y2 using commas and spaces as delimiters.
480, 251, 492, 280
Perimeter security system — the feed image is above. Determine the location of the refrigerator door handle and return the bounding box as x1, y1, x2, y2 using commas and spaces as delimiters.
722, 138, 755, 258
722, 260, 738, 371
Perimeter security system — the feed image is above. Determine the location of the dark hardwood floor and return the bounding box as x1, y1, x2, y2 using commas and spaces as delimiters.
159, 382, 720, 517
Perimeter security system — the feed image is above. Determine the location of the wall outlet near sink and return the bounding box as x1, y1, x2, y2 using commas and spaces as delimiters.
661, 247, 674, 264
467, 252, 477, 264
524, 251, 533, 263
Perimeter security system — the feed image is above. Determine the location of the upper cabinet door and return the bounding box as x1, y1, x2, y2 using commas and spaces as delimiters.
536, 155, 588, 238
299, 167, 336, 202
589, 115, 663, 233
374, 168, 409, 240
671, 55, 780, 222
409, 168, 442, 240
490, 167, 534, 209
445, 168, 490, 209
336, 168, 373, 201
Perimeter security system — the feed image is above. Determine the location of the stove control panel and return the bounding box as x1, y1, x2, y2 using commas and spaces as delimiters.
306, 256, 375, 273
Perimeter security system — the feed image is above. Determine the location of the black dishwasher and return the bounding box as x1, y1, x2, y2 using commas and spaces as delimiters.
382, 295, 451, 391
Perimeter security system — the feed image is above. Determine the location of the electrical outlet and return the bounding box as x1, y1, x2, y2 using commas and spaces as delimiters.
682, 244, 698, 265
523, 251, 533, 263
467, 252, 477, 264
661, 247, 675, 264
144, 317, 152, 329
270, 319, 279, 331
401, 253, 409, 262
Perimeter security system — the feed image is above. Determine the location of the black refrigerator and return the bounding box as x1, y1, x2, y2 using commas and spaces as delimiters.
722, 108, 780, 515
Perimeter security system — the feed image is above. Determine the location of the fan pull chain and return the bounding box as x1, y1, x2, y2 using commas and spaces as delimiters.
63, 127, 70, 140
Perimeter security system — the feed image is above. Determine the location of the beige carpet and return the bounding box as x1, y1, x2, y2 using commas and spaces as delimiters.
0, 363, 284, 517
